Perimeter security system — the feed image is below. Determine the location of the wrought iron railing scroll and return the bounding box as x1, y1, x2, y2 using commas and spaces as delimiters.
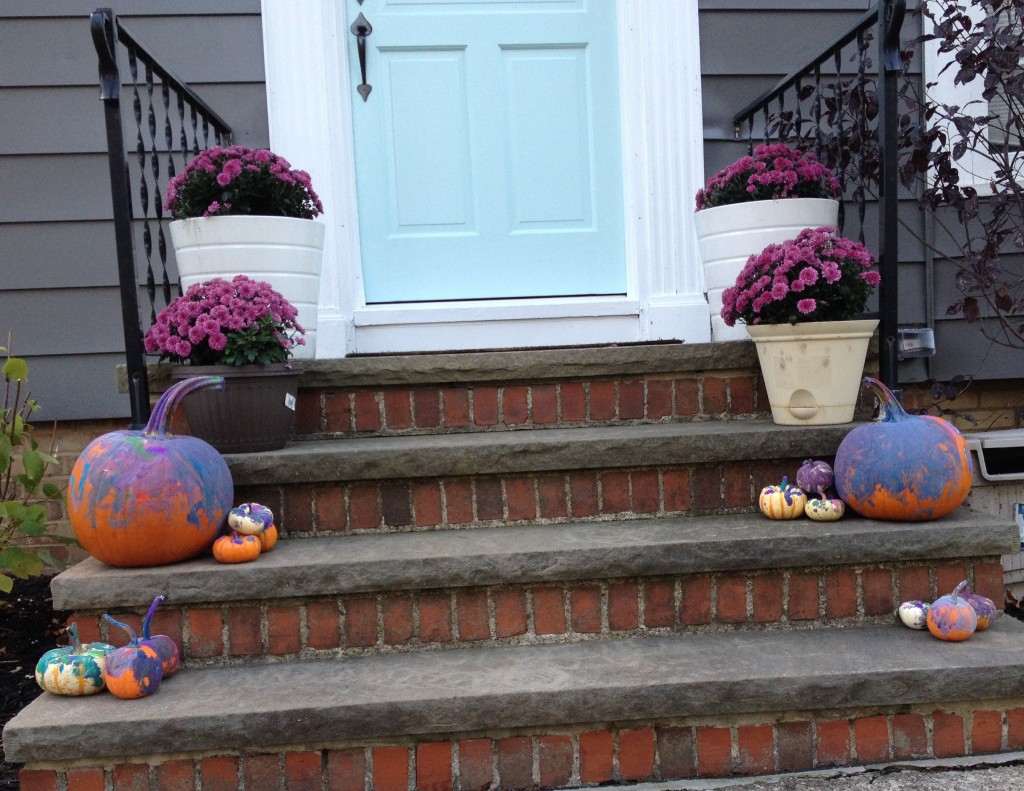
90, 8, 233, 426
732, 0, 907, 392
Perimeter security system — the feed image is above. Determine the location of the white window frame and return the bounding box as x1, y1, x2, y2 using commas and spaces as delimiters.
260, 1, 709, 357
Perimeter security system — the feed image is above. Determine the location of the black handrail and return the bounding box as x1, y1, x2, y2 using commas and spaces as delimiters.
732, 0, 906, 393
90, 8, 232, 426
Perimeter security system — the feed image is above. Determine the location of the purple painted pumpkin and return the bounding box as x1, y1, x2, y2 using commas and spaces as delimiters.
834, 377, 972, 521
962, 584, 999, 630
102, 615, 164, 699
926, 581, 978, 642
142, 595, 180, 675
68, 377, 234, 567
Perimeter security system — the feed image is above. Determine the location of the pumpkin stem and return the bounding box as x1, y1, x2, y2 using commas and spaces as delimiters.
862, 376, 909, 422
102, 613, 140, 645
145, 376, 225, 437
142, 595, 166, 640
951, 579, 969, 603
67, 622, 81, 652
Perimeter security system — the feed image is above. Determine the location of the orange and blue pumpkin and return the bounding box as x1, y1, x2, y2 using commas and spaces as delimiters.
101, 614, 165, 698
212, 531, 263, 563
962, 584, 999, 630
228, 502, 275, 535
34, 622, 115, 696
141, 595, 180, 676
67, 376, 234, 567
926, 581, 978, 642
834, 377, 972, 521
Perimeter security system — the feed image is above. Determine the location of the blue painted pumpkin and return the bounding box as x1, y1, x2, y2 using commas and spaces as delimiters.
142, 595, 180, 676
67, 377, 234, 567
926, 581, 978, 642
834, 377, 972, 521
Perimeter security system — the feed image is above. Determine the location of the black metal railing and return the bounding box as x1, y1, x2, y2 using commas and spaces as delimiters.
91, 8, 232, 426
732, 0, 907, 392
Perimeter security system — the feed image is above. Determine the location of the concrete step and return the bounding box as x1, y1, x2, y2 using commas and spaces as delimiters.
54, 510, 1015, 665
227, 420, 857, 536
9, 621, 1024, 784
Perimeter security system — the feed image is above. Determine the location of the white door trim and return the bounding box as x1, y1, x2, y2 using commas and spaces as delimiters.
260, 0, 709, 356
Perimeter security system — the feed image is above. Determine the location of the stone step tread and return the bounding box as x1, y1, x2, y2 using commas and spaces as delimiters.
8, 620, 1024, 765
227, 419, 855, 484
53, 510, 1017, 610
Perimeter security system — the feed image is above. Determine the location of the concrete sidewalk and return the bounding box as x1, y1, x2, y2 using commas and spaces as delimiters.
608, 754, 1024, 790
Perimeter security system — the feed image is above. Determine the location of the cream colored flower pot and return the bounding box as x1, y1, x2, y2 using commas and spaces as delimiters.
169, 216, 325, 358
746, 319, 878, 425
694, 198, 840, 342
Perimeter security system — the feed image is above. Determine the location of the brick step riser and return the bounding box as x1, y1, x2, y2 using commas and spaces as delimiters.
71, 557, 1004, 667
21, 700, 1024, 791
234, 459, 810, 537
292, 373, 773, 438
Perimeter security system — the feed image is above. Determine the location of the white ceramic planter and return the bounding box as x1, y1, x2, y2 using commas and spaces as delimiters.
169, 216, 326, 358
746, 319, 878, 425
693, 198, 840, 342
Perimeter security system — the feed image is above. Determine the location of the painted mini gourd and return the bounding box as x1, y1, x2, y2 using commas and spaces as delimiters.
926, 581, 978, 642
759, 477, 807, 519
806, 498, 845, 522
101, 614, 164, 698
68, 377, 234, 567
228, 502, 275, 535
212, 531, 262, 563
141, 595, 180, 675
962, 584, 999, 631
796, 459, 835, 498
834, 377, 972, 521
34, 622, 115, 696
897, 600, 930, 630
258, 524, 279, 552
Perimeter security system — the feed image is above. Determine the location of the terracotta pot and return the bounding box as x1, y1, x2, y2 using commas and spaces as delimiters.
169, 363, 302, 453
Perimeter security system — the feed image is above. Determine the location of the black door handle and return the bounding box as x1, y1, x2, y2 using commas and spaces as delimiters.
351, 13, 373, 101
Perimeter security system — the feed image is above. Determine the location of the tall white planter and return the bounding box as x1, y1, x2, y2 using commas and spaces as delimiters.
694, 198, 840, 342
747, 319, 878, 426
169, 216, 326, 358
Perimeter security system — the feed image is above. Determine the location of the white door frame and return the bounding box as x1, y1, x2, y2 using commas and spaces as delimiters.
260, 0, 709, 357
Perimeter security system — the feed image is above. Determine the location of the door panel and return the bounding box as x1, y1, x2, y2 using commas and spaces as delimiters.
351, 0, 625, 303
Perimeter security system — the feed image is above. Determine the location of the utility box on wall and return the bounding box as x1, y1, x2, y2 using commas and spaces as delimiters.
965, 430, 1024, 596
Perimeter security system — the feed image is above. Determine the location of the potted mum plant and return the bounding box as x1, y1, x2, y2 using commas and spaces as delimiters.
694, 143, 842, 341
720, 226, 880, 425
165, 145, 325, 358
144, 274, 305, 453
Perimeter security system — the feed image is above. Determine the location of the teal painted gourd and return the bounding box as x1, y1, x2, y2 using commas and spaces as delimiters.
35, 622, 115, 696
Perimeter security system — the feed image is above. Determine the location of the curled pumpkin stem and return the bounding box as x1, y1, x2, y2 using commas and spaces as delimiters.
862, 376, 909, 421
102, 613, 139, 643
145, 376, 225, 436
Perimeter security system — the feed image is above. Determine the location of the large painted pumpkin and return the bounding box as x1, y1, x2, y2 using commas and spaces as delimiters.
67, 376, 234, 567
834, 377, 972, 521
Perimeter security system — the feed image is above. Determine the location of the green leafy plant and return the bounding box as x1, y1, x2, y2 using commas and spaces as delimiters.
0, 337, 73, 594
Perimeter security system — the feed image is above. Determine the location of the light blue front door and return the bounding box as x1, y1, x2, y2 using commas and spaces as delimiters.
349, 0, 626, 304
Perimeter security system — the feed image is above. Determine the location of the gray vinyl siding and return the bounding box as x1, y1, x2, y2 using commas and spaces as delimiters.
0, 4, 268, 421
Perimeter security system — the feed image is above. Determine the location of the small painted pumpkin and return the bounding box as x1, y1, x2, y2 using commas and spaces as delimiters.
68, 376, 234, 567
101, 614, 164, 699
141, 595, 180, 675
834, 377, 972, 521
34, 622, 115, 696
258, 523, 279, 552
759, 477, 807, 520
228, 502, 275, 535
805, 498, 845, 522
796, 459, 835, 498
897, 600, 930, 630
962, 584, 999, 631
213, 531, 262, 564
926, 581, 978, 642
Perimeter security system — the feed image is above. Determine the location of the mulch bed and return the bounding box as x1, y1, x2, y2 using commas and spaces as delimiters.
0, 576, 71, 790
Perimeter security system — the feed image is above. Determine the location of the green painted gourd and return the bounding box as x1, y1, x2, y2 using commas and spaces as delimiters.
834, 377, 972, 521
34, 622, 115, 696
